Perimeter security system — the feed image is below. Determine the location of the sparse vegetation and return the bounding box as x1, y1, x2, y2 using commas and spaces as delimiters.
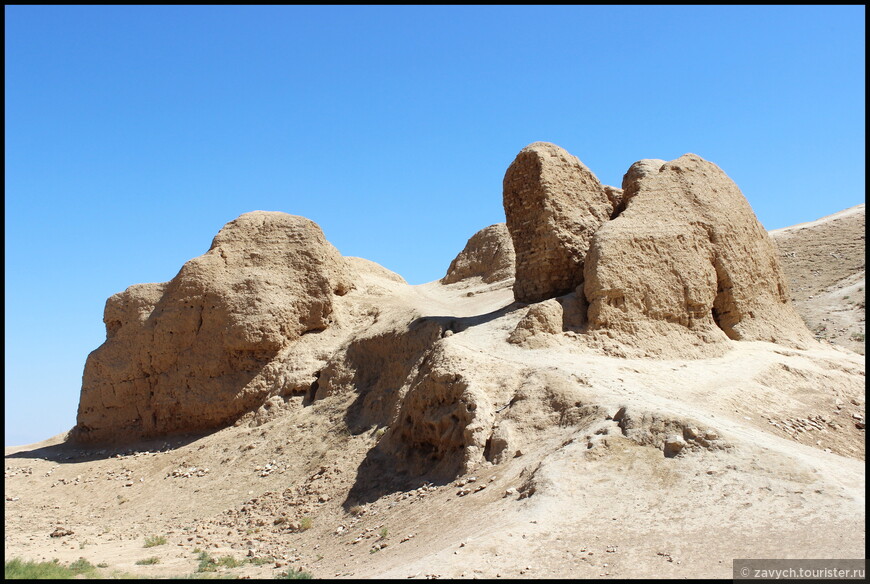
282, 568, 313, 579
135, 556, 160, 565
247, 556, 274, 566
300, 516, 313, 530
348, 504, 365, 517
851, 332, 865, 342
69, 558, 96, 573
216, 556, 243, 568
144, 534, 168, 547
5, 557, 97, 579
374, 427, 387, 440
196, 551, 217, 573
194, 551, 244, 572
379, 526, 389, 539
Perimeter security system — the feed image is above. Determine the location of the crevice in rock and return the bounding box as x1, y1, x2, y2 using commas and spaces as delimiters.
482, 435, 495, 462
609, 199, 627, 220
712, 258, 740, 340
303, 371, 321, 405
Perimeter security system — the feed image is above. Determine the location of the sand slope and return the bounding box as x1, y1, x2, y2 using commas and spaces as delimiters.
771, 204, 865, 355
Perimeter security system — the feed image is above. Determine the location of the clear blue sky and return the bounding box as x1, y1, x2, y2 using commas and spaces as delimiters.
5, 5, 865, 446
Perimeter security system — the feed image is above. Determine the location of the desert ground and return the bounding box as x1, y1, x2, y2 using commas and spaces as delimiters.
5, 153, 864, 579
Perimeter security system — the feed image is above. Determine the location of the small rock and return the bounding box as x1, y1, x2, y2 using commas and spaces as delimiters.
663, 435, 686, 456
50, 527, 74, 538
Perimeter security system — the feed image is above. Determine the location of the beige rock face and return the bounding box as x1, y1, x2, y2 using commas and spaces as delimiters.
71, 211, 354, 443
503, 142, 613, 303
313, 316, 444, 432
584, 154, 814, 354
384, 344, 498, 479
508, 299, 563, 348
603, 185, 624, 214
442, 223, 515, 285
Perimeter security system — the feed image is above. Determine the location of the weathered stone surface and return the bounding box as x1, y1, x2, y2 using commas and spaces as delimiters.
442, 223, 515, 285
72, 211, 354, 443
584, 154, 814, 354
503, 142, 613, 303
508, 299, 563, 347
603, 185, 624, 215
384, 344, 496, 479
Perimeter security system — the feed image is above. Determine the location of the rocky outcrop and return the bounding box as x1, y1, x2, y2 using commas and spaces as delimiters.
313, 315, 445, 433
70, 145, 829, 450
503, 142, 613, 303
71, 211, 354, 443
584, 154, 814, 353
508, 299, 563, 348
442, 223, 515, 285
383, 344, 498, 479
364, 344, 598, 481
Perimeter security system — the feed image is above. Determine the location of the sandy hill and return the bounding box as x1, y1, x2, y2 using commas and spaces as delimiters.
770, 204, 865, 355
5, 145, 865, 579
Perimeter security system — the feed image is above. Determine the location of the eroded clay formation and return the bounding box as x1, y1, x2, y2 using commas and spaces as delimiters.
72, 212, 354, 443
72, 143, 816, 469
442, 223, 515, 285
503, 146, 813, 355
502, 142, 613, 303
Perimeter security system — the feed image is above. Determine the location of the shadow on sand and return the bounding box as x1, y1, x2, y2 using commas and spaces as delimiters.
5, 431, 213, 464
